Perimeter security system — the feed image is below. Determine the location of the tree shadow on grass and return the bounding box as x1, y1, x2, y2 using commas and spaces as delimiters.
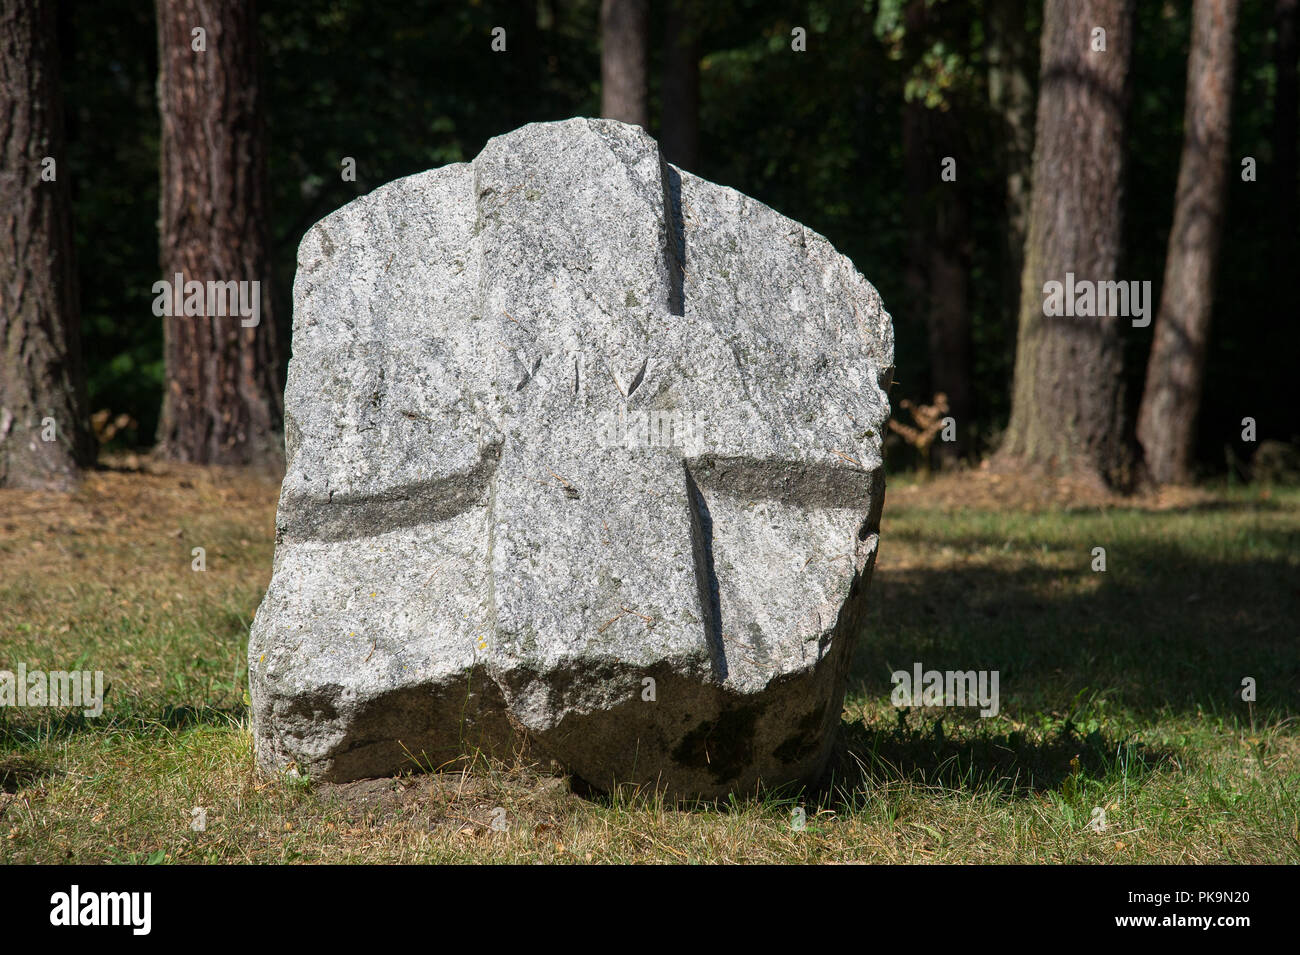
576, 714, 1170, 812
0, 756, 56, 793
0, 705, 247, 804
0, 702, 246, 750
1051, 497, 1292, 517
850, 527, 1299, 723
817, 712, 1173, 800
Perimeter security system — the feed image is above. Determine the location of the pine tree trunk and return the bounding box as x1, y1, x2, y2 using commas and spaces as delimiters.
900, 0, 972, 467
902, 95, 930, 339
987, 0, 1035, 362
1272, 0, 1297, 282
1137, 0, 1240, 485
998, 0, 1138, 489
600, 0, 649, 128
155, 0, 283, 467
0, 0, 95, 490
927, 136, 972, 467
507, 1, 542, 131
662, 0, 699, 169
901, 0, 931, 386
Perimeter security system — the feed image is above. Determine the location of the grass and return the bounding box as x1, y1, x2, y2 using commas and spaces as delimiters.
1, 461, 1297, 863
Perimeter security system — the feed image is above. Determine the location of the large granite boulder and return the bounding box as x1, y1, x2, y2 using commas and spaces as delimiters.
248, 118, 893, 798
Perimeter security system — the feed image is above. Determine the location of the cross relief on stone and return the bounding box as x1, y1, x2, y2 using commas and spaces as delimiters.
251, 118, 892, 794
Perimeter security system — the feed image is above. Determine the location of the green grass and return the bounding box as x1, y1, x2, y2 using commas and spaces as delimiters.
2, 466, 1297, 863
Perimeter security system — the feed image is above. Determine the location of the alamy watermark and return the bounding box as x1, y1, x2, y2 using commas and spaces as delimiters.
1042, 272, 1152, 328
596, 407, 704, 451
0, 664, 104, 717
890, 662, 1000, 717
50, 885, 150, 935
152, 273, 261, 327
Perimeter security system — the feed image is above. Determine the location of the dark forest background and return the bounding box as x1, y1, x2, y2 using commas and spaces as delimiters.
51, 0, 1298, 475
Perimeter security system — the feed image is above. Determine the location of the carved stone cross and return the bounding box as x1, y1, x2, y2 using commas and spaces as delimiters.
250, 119, 893, 797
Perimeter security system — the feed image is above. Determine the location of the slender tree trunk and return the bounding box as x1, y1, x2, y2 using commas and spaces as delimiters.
1137, 0, 1240, 484
927, 132, 973, 467
600, 0, 649, 128
1272, 0, 1297, 280
986, 0, 1035, 359
998, 0, 1139, 489
899, 0, 972, 467
508, 0, 542, 131
0, 0, 95, 490
902, 97, 930, 336
901, 0, 930, 355
155, 0, 282, 466
662, 0, 699, 169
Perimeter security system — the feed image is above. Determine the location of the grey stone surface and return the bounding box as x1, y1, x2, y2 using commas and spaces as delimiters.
248, 118, 894, 797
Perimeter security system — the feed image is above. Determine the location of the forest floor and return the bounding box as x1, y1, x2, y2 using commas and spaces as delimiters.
2, 458, 1297, 863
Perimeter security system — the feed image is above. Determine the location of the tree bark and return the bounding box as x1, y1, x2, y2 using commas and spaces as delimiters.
926, 132, 972, 467
507, 0, 543, 132
662, 0, 699, 169
155, 0, 283, 467
1137, 0, 1240, 484
900, 0, 972, 467
986, 0, 1035, 359
1272, 0, 1297, 282
998, 0, 1139, 489
600, 0, 649, 128
0, 0, 95, 490
902, 100, 930, 340
901, 1, 930, 353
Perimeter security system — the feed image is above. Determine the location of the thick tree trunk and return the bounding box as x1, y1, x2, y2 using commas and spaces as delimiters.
155, 0, 282, 467
1137, 0, 1240, 484
998, 0, 1138, 489
0, 0, 95, 490
986, 0, 1035, 357
661, 0, 699, 169
600, 0, 649, 128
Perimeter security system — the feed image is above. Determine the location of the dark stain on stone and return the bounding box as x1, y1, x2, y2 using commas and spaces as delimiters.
772, 704, 827, 764
672, 704, 764, 782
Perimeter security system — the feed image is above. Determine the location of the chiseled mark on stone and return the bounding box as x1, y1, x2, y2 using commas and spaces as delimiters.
278, 439, 502, 543
683, 464, 726, 683
513, 350, 542, 391
662, 161, 686, 316
609, 356, 649, 399
686, 453, 877, 509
